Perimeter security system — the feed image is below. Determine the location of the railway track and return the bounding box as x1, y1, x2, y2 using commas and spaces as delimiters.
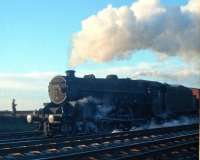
0, 123, 198, 160
0, 131, 43, 142
37, 130, 198, 160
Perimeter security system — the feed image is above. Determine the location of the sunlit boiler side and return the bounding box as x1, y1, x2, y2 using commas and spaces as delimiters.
48, 70, 158, 105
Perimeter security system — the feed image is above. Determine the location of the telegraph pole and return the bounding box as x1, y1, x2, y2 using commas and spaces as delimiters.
12, 99, 17, 117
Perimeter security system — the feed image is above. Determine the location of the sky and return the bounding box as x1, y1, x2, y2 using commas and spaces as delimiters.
0, 0, 199, 110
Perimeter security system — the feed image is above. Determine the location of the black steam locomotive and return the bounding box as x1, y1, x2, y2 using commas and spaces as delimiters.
27, 70, 199, 136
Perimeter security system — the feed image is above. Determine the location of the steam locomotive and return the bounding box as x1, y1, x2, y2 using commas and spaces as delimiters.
27, 70, 199, 136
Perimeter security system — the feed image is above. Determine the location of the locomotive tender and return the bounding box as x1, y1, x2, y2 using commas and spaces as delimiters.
27, 70, 199, 136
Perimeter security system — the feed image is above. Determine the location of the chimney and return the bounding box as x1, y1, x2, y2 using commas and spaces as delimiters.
66, 70, 75, 78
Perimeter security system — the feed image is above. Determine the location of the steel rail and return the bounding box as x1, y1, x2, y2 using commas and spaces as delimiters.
116, 141, 198, 160
0, 131, 41, 137
0, 131, 43, 142
34, 131, 198, 160
0, 135, 47, 144
0, 125, 197, 156
3, 131, 197, 159
0, 123, 197, 149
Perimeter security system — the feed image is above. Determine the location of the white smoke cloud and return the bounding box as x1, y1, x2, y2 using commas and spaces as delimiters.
181, 0, 200, 14
69, 0, 200, 69
130, 0, 166, 21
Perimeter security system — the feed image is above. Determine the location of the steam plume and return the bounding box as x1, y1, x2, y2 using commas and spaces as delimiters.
69, 0, 200, 67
